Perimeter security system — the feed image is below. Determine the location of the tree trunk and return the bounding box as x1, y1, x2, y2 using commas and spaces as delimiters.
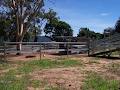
16, 43, 22, 55
16, 23, 24, 55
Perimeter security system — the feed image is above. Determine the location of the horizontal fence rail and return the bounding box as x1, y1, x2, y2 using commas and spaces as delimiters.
4, 42, 87, 45
0, 42, 88, 60
89, 33, 120, 56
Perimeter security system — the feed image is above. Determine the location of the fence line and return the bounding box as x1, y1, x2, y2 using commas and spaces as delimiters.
89, 33, 120, 56
4, 42, 87, 45
1, 42, 88, 61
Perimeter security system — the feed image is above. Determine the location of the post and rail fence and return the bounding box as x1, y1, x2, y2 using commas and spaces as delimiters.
1, 33, 120, 61
0, 42, 88, 61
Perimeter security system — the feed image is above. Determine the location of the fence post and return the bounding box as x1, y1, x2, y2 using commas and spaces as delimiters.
67, 42, 69, 57
4, 42, 6, 61
88, 39, 90, 56
39, 44, 42, 60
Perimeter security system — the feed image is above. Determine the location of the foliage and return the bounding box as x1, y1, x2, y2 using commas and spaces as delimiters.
77, 28, 103, 40
115, 18, 120, 33
0, 2, 59, 43
104, 27, 115, 37
44, 20, 73, 40
0, 0, 44, 42
0, 14, 12, 42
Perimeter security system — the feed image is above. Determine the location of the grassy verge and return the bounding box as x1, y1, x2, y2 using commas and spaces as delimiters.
82, 72, 120, 90
17, 59, 82, 74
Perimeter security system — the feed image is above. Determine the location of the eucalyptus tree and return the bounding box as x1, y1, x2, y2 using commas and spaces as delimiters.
0, 0, 44, 53
44, 20, 73, 40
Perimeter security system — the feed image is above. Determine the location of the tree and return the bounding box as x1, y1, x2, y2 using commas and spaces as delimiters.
115, 18, 120, 33
0, 0, 44, 54
44, 20, 73, 39
104, 27, 115, 37
77, 28, 90, 38
0, 14, 12, 42
77, 28, 103, 39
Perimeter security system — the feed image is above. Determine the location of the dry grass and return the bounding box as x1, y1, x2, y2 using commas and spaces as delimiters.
0, 54, 120, 90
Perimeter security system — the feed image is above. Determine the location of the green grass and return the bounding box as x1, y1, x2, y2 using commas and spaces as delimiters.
29, 80, 41, 88
0, 61, 11, 70
17, 59, 82, 74
0, 58, 82, 90
0, 70, 29, 90
82, 72, 120, 90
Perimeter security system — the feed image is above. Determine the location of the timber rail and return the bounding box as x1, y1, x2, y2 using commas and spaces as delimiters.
89, 33, 120, 56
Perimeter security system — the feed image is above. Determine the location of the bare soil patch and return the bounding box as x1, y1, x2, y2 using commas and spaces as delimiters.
30, 67, 85, 90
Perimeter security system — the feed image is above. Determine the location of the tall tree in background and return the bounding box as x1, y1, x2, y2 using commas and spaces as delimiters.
104, 27, 115, 37
0, 14, 11, 42
77, 28, 90, 38
115, 18, 120, 33
44, 20, 73, 39
0, 0, 44, 53
77, 28, 103, 39
43, 9, 58, 37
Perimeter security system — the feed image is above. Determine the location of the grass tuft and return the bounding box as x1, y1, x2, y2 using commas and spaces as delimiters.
29, 80, 41, 88
82, 72, 120, 90
0, 70, 29, 90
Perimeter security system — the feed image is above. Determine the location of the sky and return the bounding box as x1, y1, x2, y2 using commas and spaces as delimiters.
45, 0, 120, 36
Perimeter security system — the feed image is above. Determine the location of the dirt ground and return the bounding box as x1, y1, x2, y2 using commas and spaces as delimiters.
1, 53, 120, 90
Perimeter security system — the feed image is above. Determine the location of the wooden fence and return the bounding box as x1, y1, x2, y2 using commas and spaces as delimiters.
0, 42, 88, 60
89, 33, 120, 56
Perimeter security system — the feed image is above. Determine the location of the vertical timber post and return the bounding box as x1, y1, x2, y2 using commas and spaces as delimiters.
39, 43, 42, 60
88, 39, 90, 56
4, 42, 6, 61
67, 42, 69, 57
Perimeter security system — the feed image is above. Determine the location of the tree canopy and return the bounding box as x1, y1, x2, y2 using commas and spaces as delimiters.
77, 28, 103, 39
0, 0, 44, 43
44, 20, 73, 38
115, 18, 120, 33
